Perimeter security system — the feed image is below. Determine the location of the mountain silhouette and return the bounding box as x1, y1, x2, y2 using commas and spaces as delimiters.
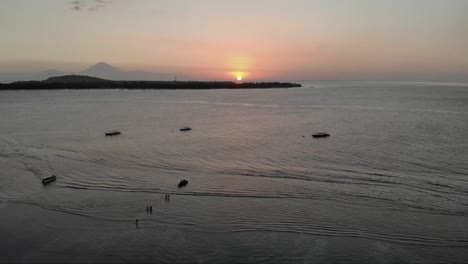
80, 62, 171, 81
79, 62, 120, 79
44, 75, 108, 83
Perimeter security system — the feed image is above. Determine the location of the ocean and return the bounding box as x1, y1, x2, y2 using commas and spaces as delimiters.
1, 81, 467, 263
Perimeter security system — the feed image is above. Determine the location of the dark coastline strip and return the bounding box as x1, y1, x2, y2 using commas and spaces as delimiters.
0, 81, 301, 90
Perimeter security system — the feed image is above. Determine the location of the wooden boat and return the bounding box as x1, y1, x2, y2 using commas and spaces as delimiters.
178, 179, 188, 188
180, 126, 192, 132
105, 130, 121, 136
312, 132, 330, 138
42, 175, 57, 184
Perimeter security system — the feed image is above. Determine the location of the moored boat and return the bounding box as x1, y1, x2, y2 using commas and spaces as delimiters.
312, 132, 330, 138
178, 179, 188, 188
180, 126, 192, 132
105, 130, 121, 136
42, 175, 57, 184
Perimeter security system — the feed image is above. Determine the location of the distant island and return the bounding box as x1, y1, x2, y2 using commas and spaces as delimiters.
0, 75, 301, 90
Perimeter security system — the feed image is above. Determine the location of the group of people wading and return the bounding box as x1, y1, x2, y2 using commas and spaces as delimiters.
136, 194, 171, 225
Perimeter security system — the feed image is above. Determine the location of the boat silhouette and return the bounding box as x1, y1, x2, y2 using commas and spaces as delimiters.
179, 126, 192, 132
42, 175, 57, 184
178, 179, 188, 188
312, 132, 330, 138
105, 130, 121, 136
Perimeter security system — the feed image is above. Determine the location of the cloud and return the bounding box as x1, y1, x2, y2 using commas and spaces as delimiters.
88, 0, 106, 11
71, 0, 82, 11
71, 0, 107, 12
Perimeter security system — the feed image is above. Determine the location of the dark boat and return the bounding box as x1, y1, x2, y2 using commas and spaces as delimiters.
178, 179, 188, 188
180, 126, 192, 132
42, 175, 57, 184
105, 130, 121, 136
312, 132, 330, 138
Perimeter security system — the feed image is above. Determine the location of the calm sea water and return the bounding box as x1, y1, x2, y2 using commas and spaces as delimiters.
1, 81, 468, 263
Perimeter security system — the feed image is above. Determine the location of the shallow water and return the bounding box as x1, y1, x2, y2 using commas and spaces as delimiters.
1, 82, 468, 263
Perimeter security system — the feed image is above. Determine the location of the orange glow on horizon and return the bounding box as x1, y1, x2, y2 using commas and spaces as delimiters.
226, 55, 252, 81
231, 71, 247, 81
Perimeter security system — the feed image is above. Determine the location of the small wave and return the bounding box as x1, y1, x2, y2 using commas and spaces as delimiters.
141, 99, 468, 115
223, 226, 468, 247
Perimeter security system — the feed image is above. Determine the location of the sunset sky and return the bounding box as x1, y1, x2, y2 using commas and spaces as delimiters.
1, 0, 467, 81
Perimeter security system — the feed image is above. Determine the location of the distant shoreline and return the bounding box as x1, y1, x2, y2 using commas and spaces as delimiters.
0, 75, 301, 90
0, 81, 302, 90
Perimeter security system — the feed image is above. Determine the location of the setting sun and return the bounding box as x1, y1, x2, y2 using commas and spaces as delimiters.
231, 71, 246, 81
